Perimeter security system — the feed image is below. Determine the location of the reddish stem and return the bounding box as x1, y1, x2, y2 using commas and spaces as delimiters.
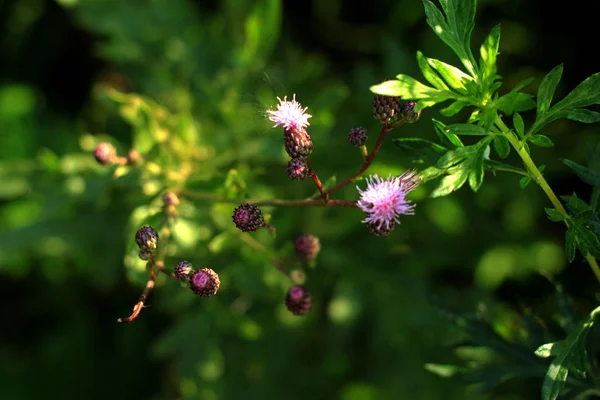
118, 263, 157, 323
307, 160, 329, 202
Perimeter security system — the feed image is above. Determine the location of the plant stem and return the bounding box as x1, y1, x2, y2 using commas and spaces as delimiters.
359, 145, 368, 160
307, 160, 328, 202
181, 190, 357, 208
497, 116, 600, 283
118, 260, 157, 323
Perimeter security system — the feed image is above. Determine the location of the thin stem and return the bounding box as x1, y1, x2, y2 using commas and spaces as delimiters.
497, 116, 600, 284
181, 190, 357, 208
359, 145, 368, 161
320, 123, 393, 198
307, 160, 328, 202
118, 261, 157, 323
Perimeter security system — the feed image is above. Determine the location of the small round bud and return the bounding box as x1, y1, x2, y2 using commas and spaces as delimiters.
127, 149, 143, 165
348, 127, 368, 147
190, 268, 220, 297
367, 220, 396, 237
284, 127, 313, 158
232, 204, 264, 232
163, 192, 180, 207
94, 142, 117, 165
287, 158, 309, 181
138, 249, 153, 261
401, 101, 421, 123
373, 94, 402, 124
285, 286, 312, 316
135, 226, 159, 251
174, 261, 193, 281
294, 234, 321, 261
290, 269, 306, 285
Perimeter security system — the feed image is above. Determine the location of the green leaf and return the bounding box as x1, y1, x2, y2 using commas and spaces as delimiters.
432, 119, 464, 148
422, 0, 478, 77
479, 24, 501, 89
430, 167, 469, 197
563, 159, 600, 188
540, 316, 595, 400
530, 72, 600, 135
566, 108, 600, 123
513, 112, 525, 139
535, 341, 568, 358
439, 100, 470, 117
537, 64, 564, 119
529, 134, 554, 148
484, 159, 526, 176
436, 144, 477, 169
370, 76, 455, 108
492, 135, 510, 158
393, 137, 448, 165
427, 57, 474, 95
520, 176, 532, 189
416, 51, 449, 91
444, 123, 488, 136
545, 208, 566, 222
496, 92, 536, 115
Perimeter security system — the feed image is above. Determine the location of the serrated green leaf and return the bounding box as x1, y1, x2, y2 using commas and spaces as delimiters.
427, 58, 474, 94
436, 145, 477, 169
545, 208, 566, 222
469, 139, 492, 191
422, 0, 478, 77
479, 24, 501, 90
370, 76, 455, 108
440, 100, 470, 117
496, 92, 536, 115
513, 112, 525, 139
537, 64, 564, 119
417, 51, 449, 91
530, 72, 600, 135
432, 119, 464, 148
492, 135, 510, 158
563, 193, 590, 214
444, 123, 488, 135
563, 159, 600, 187
566, 108, 600, 123
529, 134, 554, 148
430, 167, 469, 197
541, 318, 595, 400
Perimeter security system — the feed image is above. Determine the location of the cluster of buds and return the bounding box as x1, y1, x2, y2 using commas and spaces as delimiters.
135, 226, 159, 260
373, 95, 421, 125
174, 261, 220, 297
93, 142, 142, 166
267, 95, 314, 181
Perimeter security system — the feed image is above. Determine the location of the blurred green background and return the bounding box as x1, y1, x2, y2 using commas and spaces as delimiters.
1, 0, 600, 399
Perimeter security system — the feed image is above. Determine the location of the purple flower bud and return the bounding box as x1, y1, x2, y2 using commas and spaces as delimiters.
401, 101, 421, 123
174, 261, 193, 281
287, 158, 309, 181
94, 142, 117, 165
366, 220, 396, 237
285, 286, 312, 316
232, 204, 264, 232
294, 234, 321, 261
348, 127, 368, 147
138, 249, 153, 261
135, 226, 159, 251
284, 127, 313, 158
373, 94, 402, 124
163, 192, 180, 207
190, 268, 220, 297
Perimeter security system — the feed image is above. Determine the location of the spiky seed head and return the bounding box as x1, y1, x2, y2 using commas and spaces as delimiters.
285, 286, 312, 316
287, 158, 309, 181
348, 127, 368, 147
232, 204, 264, 232
174, 261, 193, 281
190, 268, 220, 297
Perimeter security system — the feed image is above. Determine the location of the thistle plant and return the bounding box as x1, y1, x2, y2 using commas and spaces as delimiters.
365, 1, 600, 399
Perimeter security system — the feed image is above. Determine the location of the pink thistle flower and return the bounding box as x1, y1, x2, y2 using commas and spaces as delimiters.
267, 94, 312, 130
357, 170, 420, 231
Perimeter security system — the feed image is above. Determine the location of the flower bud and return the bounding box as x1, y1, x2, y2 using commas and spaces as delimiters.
285, 286, 312, 316
290, 269, 306, 285
284, 127, 313, 158
127, 149, 143, 165
287, 158, 309, 181
348, 127, 368, 147
401, 101, 421, 123
373, 94, 402, 124
163, 192, 180, 207
94, 142, 117, 165
294, 234, 321, 261
232, 204, 264, 232
135, 226, 159, 251
138, 249, 153, 261
190, 268, 220, 297
367, 220, 396, 237
174, 261, 193, 281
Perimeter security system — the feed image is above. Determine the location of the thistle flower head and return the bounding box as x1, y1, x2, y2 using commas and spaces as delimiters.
285, 285, 312, 316
190, 268, 220, 297
357, 170, 420, 231
267, 94, 312, 130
